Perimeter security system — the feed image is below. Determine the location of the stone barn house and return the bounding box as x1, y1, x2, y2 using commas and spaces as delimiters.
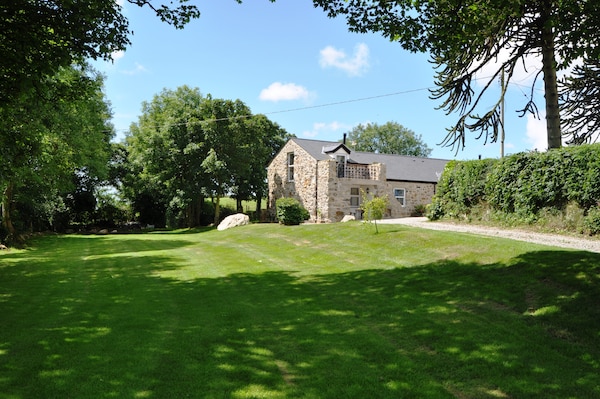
267, 138, 449, 223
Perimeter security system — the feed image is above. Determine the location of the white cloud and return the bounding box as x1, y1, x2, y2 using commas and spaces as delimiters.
302, 121, 350, 138
319, 43, 370, 77
475, 47, 584, 91
111, 50, 125, 62
120, 62, 148, 75
259, 82, 311, 102
525, 111, 572, 151
474, 48, 542, 89
525, 113, 547, 151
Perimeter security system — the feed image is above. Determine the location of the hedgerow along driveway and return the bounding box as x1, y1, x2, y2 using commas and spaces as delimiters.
0, 223, 599, 398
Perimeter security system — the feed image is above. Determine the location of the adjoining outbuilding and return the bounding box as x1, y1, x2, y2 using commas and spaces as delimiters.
267, 138, 449, 223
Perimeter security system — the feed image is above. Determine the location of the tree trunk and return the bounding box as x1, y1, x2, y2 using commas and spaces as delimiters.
213, 195, 221, 226
255, 193, 262, 216
187, 196, 204, 227
195, 196, 204, 226
540, 1, 562, 149
186, 202, 194, 228
1, 182, 17, 241
236, 198, 243, 213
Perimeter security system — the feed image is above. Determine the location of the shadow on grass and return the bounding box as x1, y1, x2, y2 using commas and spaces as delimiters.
0, 245, 599, 398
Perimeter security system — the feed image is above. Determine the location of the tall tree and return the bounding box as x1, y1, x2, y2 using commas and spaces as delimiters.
0, 1, 199, 104
127, 86, 208, 227
234, 115, 291, 214
126, 87, 288, 227
2, 0, 200, 238
311, 0, 600, 150
560, 61, 600, 144
0, 64, 113, 241
345, 122, 432, 156
197, 96, 252, 224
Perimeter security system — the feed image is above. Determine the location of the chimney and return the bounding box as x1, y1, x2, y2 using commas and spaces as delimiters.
343, 133, 347, 144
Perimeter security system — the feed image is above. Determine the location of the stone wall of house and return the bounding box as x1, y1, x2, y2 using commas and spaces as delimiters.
323, 163, 386, 222
267, 140, 318, 221
384, 181, 437, 217
314, 160, 332, 222
268, 140, 438, 222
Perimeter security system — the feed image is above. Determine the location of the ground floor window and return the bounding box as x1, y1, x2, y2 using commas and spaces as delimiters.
394, 188, 406, 207
350, 187, 360, 207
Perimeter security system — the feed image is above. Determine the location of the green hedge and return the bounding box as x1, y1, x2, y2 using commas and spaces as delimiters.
428, 144, 600, 233
275, 197, 309, 225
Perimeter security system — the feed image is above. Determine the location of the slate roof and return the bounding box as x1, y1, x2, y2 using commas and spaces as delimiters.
291, 138, 449, 183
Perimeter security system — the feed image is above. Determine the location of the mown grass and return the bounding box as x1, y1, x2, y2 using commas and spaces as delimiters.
218, 198, 266, 213
0, 223, 599, 398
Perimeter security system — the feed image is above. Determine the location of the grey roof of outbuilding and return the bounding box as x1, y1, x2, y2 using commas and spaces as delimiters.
291, 138, 449, 183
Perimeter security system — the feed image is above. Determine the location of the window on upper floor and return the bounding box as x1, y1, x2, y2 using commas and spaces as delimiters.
336, 155, 346, 177
394, 188, 406, 207
287, 152, 295, 181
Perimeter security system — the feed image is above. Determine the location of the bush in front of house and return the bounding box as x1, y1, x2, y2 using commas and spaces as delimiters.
276, 198, 309, 225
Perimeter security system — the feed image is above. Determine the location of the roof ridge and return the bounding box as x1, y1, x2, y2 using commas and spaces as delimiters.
293, 137, 449, 162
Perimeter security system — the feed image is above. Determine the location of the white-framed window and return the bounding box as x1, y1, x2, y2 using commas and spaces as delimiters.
287, 152, 294, 181
394, 188, 406, 207
350, 187, 360, 207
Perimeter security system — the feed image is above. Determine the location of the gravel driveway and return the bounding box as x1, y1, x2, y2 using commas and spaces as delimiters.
378, 217, 600, 253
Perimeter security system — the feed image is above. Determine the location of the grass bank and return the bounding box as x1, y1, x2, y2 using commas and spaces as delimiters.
1, 223, 599, 398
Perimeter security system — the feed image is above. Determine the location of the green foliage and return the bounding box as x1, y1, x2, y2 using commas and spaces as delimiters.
583, 206, 600, 236
1, 1, 199, 104
560, 44, 600, 144
94, 190, 131, 228
275, 197, 309, 225
360, 191, 389, 233
345, 121, 432, 156
126, 86, 289, 227
312, 0, 600, 149
432, 143, 600, 234
412, 203, 427, 217
426, 200, 445, 221
1, 64, 113, 240
429, 159, 494, 220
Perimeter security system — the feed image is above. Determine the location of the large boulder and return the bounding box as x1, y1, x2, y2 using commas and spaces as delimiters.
341, 214, 356, 223
217, 213, 250, 231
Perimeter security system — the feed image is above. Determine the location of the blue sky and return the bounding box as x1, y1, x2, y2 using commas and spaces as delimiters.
93, 1, 550, 160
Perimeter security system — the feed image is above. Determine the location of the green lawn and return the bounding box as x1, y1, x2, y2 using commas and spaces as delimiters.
1, 223, 599, 398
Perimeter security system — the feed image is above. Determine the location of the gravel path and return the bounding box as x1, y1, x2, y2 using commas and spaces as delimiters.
378, 217, 600, 253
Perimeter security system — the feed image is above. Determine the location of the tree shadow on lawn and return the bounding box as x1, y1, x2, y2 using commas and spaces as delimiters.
1, 234, 198, 267
0, 247, 599, 398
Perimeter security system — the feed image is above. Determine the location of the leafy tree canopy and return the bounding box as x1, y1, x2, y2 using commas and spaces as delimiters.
1, 64, 114, 241
360, 190, 389, 234
346, 121, 432, 157
0, 1, 200, 103
311, 0, 600, 150
126, 86, 289, 227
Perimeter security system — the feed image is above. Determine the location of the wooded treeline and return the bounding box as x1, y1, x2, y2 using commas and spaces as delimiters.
0, 78, 290, 245
123, 86, 291, 229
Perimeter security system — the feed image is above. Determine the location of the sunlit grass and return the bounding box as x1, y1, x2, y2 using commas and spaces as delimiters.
0, 222, 599, 398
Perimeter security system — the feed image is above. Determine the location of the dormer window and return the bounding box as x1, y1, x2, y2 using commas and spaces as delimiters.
336, 155, 346, 177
